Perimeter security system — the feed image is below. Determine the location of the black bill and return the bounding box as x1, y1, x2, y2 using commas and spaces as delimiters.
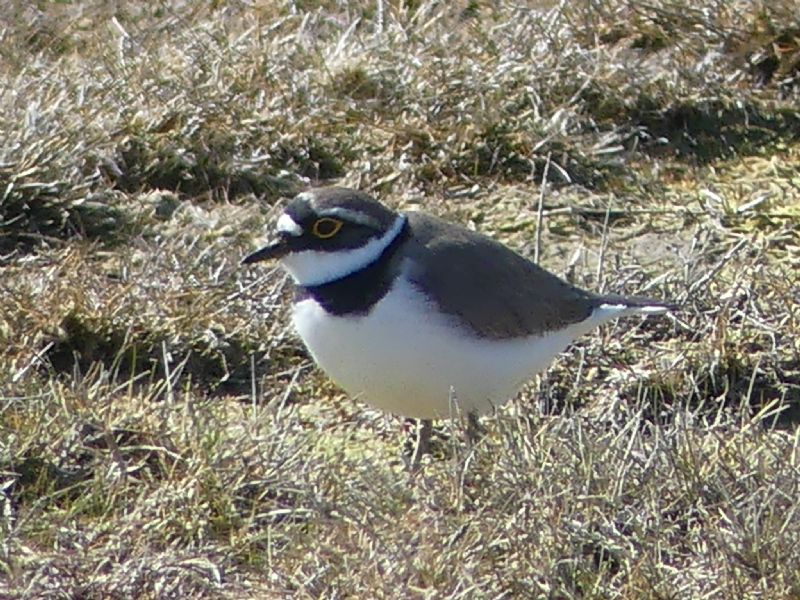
241, 238, 289, 264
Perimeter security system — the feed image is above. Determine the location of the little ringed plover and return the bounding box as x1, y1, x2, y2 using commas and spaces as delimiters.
243, 187, 674, 444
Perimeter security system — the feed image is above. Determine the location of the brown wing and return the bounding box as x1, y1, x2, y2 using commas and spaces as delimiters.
402, 213, 599, 339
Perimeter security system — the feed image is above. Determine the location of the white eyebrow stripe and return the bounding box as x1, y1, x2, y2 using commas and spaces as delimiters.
319, 207, 382, 229
296, 191, 315, 203
277, 213, 303, 236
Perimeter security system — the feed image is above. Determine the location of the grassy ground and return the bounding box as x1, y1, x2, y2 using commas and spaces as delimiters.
2, 1, 800, 598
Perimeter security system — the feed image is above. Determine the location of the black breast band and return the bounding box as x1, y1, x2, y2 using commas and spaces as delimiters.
296, 221, 409, 316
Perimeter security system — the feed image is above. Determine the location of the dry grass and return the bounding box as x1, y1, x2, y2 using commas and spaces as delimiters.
2, 1, 800, 598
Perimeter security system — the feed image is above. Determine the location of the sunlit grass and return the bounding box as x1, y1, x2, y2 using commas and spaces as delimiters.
2, 1, 799, 597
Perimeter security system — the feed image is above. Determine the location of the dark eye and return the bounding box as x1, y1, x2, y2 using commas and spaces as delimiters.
312, 217, 343, 239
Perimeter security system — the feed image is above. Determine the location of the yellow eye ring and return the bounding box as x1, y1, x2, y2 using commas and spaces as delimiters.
312, 217, 343, 239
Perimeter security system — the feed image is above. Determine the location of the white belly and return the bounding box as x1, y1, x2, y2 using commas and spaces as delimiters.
292, 277, 596, 420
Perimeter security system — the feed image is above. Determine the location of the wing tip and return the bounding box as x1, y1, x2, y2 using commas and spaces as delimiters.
595, 299, 678, 318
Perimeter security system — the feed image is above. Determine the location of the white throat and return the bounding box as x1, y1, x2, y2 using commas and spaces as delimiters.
280, 215, 406, 286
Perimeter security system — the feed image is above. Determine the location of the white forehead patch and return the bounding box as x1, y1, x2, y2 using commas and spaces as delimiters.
276, 213, 303, 236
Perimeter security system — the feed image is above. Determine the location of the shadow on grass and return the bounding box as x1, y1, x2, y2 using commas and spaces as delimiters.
108, 134, 343, 200
540, 350, 800, 430
44, 312, 282, 396
634, 100, 800, 163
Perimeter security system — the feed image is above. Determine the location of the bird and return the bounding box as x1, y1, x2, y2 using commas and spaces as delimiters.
243, 187, 674, 464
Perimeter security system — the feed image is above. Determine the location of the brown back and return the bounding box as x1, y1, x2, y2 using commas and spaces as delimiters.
400, 212, 599, 339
